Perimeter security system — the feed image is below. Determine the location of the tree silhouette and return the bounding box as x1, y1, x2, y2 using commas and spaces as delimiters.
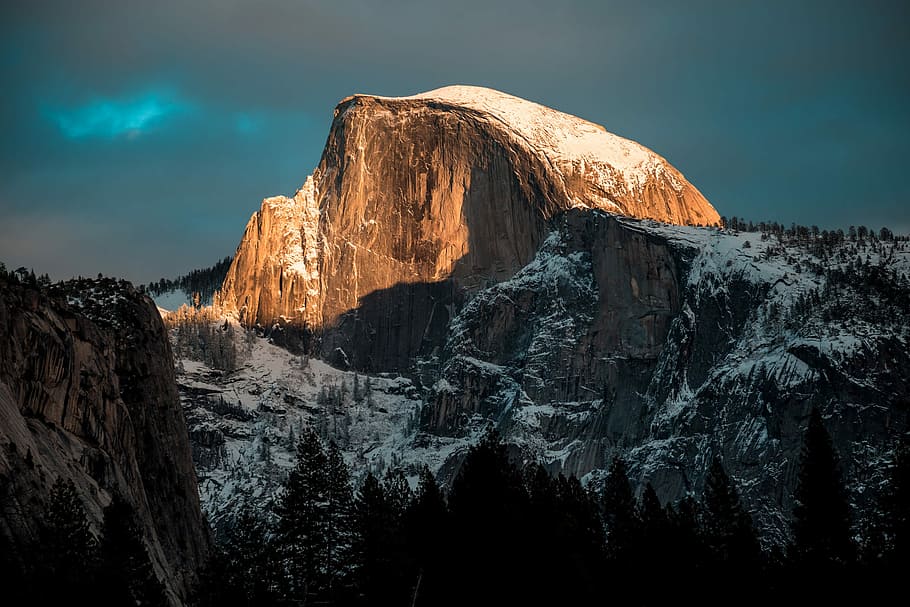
97, 494, 166, 607
38, 478, 99, 604
352, 473, 403, 605
447, 430, 531, 605
665, 496, 707, 597
791, 409, 854, 567
700, 456, 761, 603
203, 504, 279, 606
525, 463, 563, 605
554, 473, 604, 602
702, 456, 759, 565
324, 440, 354, 598
602, 455, 638, 562
405, 466, 448, 606
273, 428, 329, 602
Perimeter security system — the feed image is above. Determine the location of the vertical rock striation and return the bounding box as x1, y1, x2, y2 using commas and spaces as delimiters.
0, 276, 209, 605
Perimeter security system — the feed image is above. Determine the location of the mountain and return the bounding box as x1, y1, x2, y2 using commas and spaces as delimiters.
0, 273, 210, 604
431, 215, 909, 542
218, 85, 719, 369
190, 86, 910, 541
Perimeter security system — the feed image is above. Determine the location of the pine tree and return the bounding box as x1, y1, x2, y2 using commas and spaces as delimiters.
375, 469, 415, 603
527, 464, 558, 519
274, 428, 329, 602
525, 464, 562, 604
638, 483, 667, 535
554, 473, 604, 602
665, 496, 706, 594
791, 408, 854, 567
39, 478, 99, 603
601, 455, 638, 561
638, 483, 671, 559
636, 484, 681, 603
214, 504, 279, 606
97, 494, 167, 607
324, 441, 354, 597
448, 430, 531, 604
405, 466, 448, 606
352, 473, 399, 605
382, 468, 413, 519
557, 474, 604, 559
702, 456, 759, 565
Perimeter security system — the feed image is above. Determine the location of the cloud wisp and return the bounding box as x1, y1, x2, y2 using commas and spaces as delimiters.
45, 89, 191, 140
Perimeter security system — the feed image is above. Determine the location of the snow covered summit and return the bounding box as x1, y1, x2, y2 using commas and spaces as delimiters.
344, 84, 719, 222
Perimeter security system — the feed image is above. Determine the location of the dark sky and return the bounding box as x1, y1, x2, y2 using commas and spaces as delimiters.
2, 0, 908, 283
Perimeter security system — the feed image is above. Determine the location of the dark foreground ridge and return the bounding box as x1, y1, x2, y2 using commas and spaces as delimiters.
0, 268, 210, 605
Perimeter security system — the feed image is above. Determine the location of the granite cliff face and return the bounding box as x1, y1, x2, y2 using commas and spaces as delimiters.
426, 210, 681, 441
219, 86, 718, 368
0, 276, 209, 604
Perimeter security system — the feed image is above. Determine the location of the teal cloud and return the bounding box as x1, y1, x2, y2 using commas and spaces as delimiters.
46, 90, 190, 139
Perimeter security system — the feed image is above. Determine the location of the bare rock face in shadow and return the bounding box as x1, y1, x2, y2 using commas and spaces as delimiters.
0, 277, 210, 605
427, 210, 681, 439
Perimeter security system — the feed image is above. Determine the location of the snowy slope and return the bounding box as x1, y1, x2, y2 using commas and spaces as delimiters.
176, 326, 477, 528
177, 215, 910, 539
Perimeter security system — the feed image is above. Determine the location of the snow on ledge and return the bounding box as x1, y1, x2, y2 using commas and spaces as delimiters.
350, 84, 671, 192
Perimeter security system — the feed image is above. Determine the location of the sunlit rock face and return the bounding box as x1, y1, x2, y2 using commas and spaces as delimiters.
219, 86, 719, 368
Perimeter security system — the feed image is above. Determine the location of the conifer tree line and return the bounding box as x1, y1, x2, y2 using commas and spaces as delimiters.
196, 409, 909, 606
142, 256, 233, 306
0, 479, 168, 606
721, 215, 910, 285
714, 216, 910, 331
166, 306, 239, 371
719, 216, 909, 243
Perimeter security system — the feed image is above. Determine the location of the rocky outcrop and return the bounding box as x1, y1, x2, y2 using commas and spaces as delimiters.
423, 217, 910, 540
219, 86, 719, 368
426, 210, 681, 440
220, 176, 321, 330
0, 276, 209, 604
